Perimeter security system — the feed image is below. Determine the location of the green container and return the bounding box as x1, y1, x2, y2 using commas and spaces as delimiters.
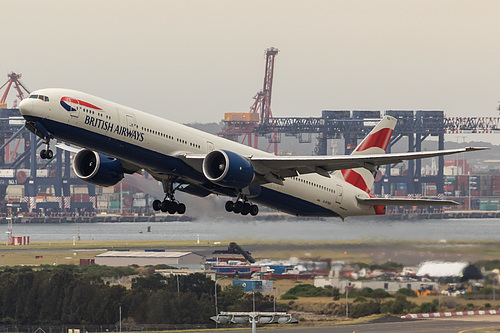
480, 204, 498, 211
109, 201, 120, 209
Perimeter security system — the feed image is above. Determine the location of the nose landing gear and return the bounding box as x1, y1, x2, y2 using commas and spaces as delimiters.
40, 139, 54, 159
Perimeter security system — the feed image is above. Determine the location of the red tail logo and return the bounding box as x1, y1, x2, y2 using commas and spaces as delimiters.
355, 127, 393, 152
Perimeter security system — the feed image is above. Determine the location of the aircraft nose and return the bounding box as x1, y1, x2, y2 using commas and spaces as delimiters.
19, 98, 32, 116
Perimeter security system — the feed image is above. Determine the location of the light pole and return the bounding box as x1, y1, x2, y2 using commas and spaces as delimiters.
345, 285, 349, 318
253, 291, 256, 312
214, 278, 219, 329
119, 304, 122, 332
468, 171, 471, 210
273, 287, 276, 313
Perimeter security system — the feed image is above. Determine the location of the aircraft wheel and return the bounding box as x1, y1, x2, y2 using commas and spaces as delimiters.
177, 203, 186, 214
40, 149, 47, 159
233, 201, 243, 214
241, 203, 251, 215
225, 201, 234, 212
46, 149, 54, 159
168, 201, 178, 214
250, 205, 259, 216
160, 200, 170, 212
152, 199, 162, 211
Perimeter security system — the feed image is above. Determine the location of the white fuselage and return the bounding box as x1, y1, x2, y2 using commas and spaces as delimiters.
19, 88, 377, 218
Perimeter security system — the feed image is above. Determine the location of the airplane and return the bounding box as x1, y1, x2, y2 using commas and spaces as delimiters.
18, 89, 485, 220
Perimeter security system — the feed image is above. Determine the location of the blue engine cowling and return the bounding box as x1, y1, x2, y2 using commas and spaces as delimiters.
202, 149, 254, 189
73, 149, 124, 187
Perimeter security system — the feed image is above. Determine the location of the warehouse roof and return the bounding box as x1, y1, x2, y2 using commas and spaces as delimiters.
416, 261, 468, 277
96, 251, 196, 258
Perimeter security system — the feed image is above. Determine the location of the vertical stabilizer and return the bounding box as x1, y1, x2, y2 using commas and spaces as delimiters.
333, 116, 397, 193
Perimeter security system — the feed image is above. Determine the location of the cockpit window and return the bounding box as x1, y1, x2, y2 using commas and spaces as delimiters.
28, 94, 49, 102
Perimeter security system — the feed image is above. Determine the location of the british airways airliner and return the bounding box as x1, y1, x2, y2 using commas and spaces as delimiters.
18, 89, 483, 219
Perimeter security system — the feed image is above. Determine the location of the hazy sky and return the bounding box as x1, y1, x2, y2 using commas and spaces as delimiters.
3, 1, 500, 143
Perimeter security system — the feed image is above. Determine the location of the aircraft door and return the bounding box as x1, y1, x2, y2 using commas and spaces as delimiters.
69, 99, 80, 118
335, 184, 343, 204
207, 141, 214, 152
126, 114, 135, 128
120, 114, 138, 143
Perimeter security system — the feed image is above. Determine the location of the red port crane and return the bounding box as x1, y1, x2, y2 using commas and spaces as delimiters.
220, 48, 280, 154
0, 72, 30, 108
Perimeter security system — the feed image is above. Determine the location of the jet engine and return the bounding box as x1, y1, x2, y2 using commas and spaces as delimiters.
202, 149, 254, 188
73, 149, 124, 187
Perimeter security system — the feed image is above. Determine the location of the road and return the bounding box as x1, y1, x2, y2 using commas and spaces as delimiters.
209, 316, 500, 333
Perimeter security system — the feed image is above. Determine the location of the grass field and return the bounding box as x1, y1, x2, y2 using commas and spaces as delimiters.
0, 238, 499, 267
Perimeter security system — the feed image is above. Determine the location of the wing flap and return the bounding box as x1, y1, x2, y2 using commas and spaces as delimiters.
356, 196, 459, 206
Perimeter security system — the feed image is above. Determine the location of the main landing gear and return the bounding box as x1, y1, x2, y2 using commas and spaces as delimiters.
225, 199, 259, 216
40, 138, 54, 159
152, 177, 186, 215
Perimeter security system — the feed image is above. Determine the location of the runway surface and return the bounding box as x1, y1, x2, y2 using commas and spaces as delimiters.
211, 316, 500, 333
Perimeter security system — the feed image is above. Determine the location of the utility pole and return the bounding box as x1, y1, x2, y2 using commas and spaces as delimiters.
214, 279, 219, 329
345, 285, 349, 318
119, 304, 122, 332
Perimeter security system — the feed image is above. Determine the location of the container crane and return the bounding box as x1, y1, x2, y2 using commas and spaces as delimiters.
220, 48, 280, 154
0, 72, 30, 108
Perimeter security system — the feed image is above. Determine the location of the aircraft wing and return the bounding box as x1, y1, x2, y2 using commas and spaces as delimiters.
356, 196, 459, 206
182, 147, 486, 185
249, 147, 486, 179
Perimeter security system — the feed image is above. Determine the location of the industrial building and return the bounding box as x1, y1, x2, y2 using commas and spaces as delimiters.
156, 268, 216, 281
314, 276, 439, 294
94, 251, 206, 269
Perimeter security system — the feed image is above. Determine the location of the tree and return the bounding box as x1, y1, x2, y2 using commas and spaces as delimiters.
131, 274, 167, 292
461, 264, 483, 282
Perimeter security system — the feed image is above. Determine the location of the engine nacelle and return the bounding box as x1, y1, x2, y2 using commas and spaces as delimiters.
202, 149, 254, 189
73, 149, 124, 187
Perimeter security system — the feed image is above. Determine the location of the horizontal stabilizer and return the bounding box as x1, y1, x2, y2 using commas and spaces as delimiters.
356, 196, 459, 206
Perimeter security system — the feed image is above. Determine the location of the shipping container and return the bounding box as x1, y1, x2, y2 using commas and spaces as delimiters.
269, 265, 293, 275
109, 201, 121, 209
80, 259, 95, 266
224, 112, 260, 122
214, 266, 251, 273
133, 199, 146, 207
394, 190, 407, 196
426, 189, 437, 196
480, 204, 499, 211
233, 280, 273, 293
71, 194, 90, 202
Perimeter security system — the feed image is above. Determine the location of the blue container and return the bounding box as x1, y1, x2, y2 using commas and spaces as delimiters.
233, 280, 263, 292
269, 265, 293, 275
